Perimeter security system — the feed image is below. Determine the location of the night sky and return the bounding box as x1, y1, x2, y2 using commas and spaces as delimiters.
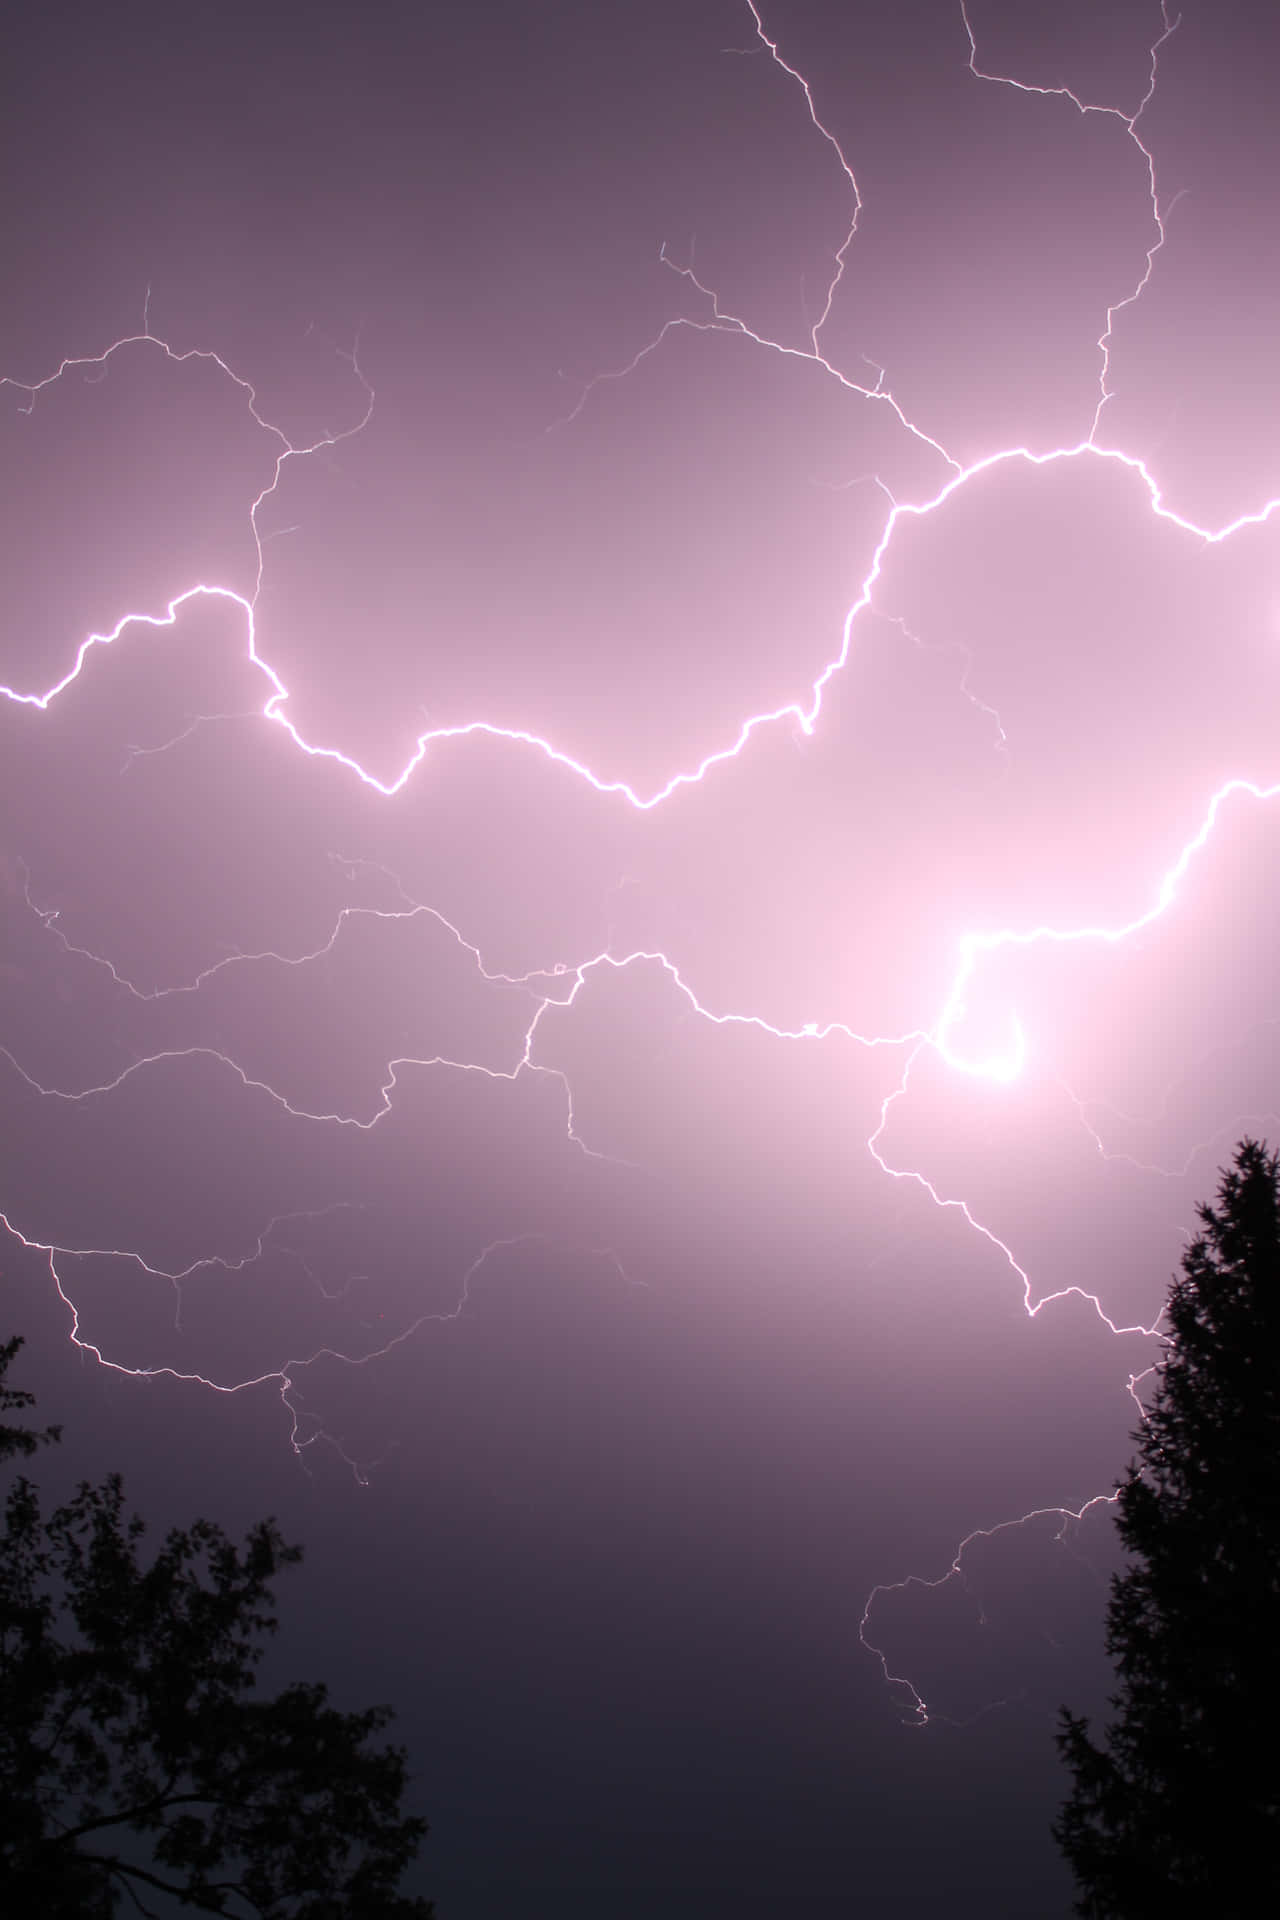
4, 2, 1280, 1912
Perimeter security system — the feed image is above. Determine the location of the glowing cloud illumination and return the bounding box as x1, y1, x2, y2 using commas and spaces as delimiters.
4, 0, 1276, 1733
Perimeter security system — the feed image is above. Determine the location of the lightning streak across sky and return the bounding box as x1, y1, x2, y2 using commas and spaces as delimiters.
4, 0, 1278, 1752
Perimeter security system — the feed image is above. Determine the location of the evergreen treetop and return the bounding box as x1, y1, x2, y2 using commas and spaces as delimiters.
1055, 1138, 1280, 1915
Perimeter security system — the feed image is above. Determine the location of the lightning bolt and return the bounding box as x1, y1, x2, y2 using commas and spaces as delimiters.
1, 0, 1269, 1716
0, 1201, 633, 1485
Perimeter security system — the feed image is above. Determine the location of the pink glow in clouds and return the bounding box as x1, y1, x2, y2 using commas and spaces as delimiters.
5, 0, 1280, 1888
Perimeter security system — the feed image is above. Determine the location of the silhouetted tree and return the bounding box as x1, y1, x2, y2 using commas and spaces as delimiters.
1054, 1139, 1280, 1915
0, 1333, 60, 1461
0, 1337, 434, 1916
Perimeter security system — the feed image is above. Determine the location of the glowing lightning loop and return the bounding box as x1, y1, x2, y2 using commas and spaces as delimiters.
936, 776, 1280, 1083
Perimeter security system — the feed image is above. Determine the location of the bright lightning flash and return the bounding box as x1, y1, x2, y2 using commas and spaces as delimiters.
1, 0, 1269, 1721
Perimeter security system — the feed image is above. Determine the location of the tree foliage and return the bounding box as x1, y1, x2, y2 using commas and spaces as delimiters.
1055, 1139, 1280, 1914
0, 1333, 61, 1461
0, 1338, 434, 1916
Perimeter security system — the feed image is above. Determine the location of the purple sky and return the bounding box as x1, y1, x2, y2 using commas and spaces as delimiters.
4, 1, 1279, 1911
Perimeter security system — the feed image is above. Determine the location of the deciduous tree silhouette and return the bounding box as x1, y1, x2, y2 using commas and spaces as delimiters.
1055, 1139, 1280, 1915
0, 1337, 434, 1916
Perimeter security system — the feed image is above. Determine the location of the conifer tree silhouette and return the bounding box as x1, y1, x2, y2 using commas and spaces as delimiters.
1055, 1140, 1280, 1914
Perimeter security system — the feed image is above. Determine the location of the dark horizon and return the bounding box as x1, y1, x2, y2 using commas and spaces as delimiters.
5, 2, 1280, 1911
